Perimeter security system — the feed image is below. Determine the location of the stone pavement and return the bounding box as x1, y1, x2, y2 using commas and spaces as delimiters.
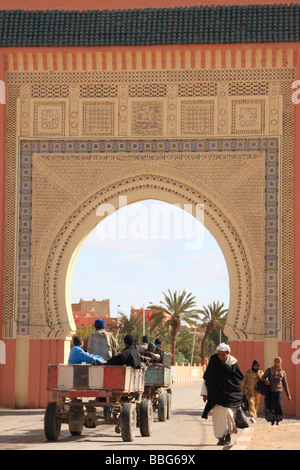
1, 404, 299, 451
231, 415, 300, 450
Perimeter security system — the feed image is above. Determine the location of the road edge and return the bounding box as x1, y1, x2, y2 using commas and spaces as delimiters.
230, 427, 255, 450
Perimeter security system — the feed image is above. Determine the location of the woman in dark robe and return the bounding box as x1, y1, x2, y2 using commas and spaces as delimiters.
262, 357, 291, 425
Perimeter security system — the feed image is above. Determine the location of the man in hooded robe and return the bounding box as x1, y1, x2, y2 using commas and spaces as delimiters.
201, 343, 244, 446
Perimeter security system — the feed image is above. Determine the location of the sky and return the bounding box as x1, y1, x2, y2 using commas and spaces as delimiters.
71, 199, 230, 318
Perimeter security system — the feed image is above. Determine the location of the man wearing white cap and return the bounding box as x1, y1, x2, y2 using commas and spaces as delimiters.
201, 343, 244, 446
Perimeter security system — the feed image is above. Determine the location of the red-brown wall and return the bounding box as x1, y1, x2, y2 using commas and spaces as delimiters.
0, 340, 16, 408
293, 46, 300, 417
27, 340, 66, 408
0, 339, 67, 408
230, 341, 300, 416
0, 47, 6, 342
0, 0, 298, 11
0, 6, 299, 413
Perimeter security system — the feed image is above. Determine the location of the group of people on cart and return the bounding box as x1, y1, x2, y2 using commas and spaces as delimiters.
68, 318, 163, 369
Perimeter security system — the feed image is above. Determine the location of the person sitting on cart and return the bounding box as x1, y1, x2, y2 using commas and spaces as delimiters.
137, 335, 149, 355
154, 338, 163, 361
142, 342, 161, 363
83, 319, 119, 360
106, 334, 141, 369
68, 336, 105, 365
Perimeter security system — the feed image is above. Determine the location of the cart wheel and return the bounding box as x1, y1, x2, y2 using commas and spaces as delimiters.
121, 403, 136, 442
140, 399, 153, 437
166, 392, 172, 419
158, 392, 167, 422
44, 402, 61, 441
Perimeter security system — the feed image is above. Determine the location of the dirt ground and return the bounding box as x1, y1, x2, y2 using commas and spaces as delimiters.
247, 423, 300, 450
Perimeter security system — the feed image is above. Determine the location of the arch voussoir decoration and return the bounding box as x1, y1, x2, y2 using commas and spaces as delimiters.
42, 173, 252, 341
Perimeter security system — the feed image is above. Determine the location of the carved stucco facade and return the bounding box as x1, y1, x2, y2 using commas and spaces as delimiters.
3, 48, 295, 345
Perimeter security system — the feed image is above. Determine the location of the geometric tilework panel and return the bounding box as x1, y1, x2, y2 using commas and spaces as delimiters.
3, 66, 295, 342
16, 137, 276, 342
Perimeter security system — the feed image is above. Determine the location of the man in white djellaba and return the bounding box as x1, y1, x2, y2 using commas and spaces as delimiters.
201, 343, 244, 446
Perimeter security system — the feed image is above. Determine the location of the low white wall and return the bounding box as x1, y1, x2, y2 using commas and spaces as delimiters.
171, 363, 204, 385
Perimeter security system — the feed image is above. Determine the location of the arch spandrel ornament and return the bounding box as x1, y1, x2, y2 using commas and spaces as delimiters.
24, 143, 267, 342
35, 172, 255, 341
3, 56, 294, 342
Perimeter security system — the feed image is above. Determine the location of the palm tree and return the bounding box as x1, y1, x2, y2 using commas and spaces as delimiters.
117, 312, 144, 347
199, 301, 228, 366
148, 289, 201, 365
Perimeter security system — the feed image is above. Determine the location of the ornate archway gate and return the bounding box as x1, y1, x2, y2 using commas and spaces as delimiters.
0, 4, 299, 415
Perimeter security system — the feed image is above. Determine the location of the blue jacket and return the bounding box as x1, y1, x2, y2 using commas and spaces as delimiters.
68, 345, 104, 365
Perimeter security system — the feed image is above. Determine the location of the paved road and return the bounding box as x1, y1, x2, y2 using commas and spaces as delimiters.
0, 383, 241, 451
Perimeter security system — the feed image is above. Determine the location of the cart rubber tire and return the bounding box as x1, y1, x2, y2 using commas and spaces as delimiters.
158, 392, 167, 422
44, 402, 61, 441
69, 428, 83, 436
140, 399, 153, 437
166, 392, 172, 419
69, 410, 85, 436
121, 403, 136, 442
69, 422, 84, 436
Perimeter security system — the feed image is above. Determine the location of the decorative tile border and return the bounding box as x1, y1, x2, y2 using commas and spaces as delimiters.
17, 137, 279, 337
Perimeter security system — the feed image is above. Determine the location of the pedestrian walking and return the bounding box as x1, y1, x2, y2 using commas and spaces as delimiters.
242, 360, 264, 423
201, 343, 244, 446
261, 357, 292, 426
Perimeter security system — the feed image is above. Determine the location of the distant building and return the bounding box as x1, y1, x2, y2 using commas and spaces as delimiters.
72, 300, 119, 332
130, 306, 167, 326
73, 310, 97, 328
130, 306, 153, 322
72, 298, 110, 318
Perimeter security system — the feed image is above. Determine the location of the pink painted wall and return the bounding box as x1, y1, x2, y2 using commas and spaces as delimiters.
0, 46, 5, 343
0, 4, 299, 413
28, 340, 66, 408
230, 341, 299, 416
0, 340, 16, 408
0, 339, 66, 408
294, 42, 300, 419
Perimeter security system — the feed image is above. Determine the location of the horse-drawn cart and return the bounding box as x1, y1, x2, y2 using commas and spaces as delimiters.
143, 352, 173, 421
45, 364, 153, 442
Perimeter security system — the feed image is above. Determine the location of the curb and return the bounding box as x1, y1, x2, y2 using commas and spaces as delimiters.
230, 427, 255, 450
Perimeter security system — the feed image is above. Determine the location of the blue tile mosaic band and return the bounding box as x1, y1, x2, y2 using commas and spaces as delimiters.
17, 137, 279, 337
